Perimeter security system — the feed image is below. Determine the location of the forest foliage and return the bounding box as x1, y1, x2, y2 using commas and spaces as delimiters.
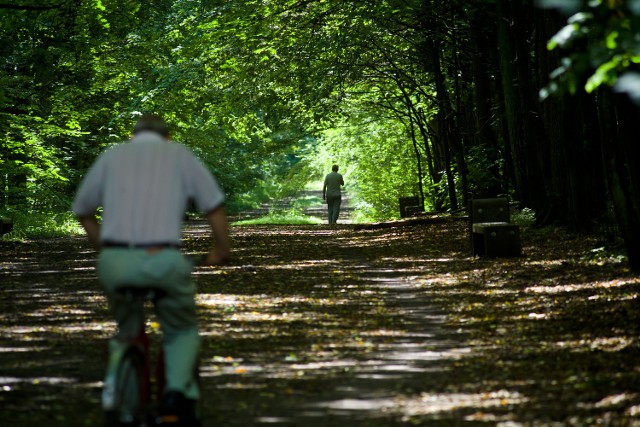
2, 0, 640, 268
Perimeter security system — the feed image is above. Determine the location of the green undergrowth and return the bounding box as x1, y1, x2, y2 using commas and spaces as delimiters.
0, 209, 84, 240
233, 209, 323, 226
291, 194, 323, 210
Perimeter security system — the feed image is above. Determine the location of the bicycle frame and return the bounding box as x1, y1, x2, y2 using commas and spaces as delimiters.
106, 288, 168, 427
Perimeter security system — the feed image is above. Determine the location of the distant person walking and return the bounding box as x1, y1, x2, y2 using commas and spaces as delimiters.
322, 164, 345, 224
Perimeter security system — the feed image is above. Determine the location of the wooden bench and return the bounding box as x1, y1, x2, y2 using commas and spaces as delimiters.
399, 196, 421, 218
469, 198, 521, 257
1, 218, 13, 236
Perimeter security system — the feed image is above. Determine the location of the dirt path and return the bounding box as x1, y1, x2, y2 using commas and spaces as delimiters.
233, 189, 355, 224
1, 219, 640, 426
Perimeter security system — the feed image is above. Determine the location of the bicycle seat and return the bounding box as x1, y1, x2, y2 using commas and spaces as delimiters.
116, 286, 167, 301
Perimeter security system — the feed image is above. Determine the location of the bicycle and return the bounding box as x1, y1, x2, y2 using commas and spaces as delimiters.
103, 286, 201, 427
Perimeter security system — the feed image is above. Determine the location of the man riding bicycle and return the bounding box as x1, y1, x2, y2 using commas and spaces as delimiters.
72, 114, 231, 424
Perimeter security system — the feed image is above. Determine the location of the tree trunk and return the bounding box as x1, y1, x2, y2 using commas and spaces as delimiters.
535, 9, 606, 230
598, 91, 640, 270
416, 0, 464, 211
408, 115, 426, 210
495, 0, 547, 210
467, 7, 503, 198
426, 38, 460, 210
426, 119, 447, 211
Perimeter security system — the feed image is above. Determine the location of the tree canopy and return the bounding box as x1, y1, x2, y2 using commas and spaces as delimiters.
2, 0, 640, 269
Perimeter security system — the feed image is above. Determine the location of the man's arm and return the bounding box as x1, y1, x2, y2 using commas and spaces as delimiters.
77, 213, 101, 250
322, 177, 327, 199
204, 205, 231, 265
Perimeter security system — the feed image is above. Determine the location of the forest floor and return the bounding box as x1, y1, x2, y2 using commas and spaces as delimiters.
2, 208, 640, 426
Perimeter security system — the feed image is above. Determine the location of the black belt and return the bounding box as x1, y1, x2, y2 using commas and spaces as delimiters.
102, 241, 180, 249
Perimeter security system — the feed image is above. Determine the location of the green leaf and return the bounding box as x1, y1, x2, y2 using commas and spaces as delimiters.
606, 31, 619, 49
548, 24, 579, 50
586, 56, 621, 92
537, 0, 583, 14
613, 71, 640, 104
630, 0, 640, 14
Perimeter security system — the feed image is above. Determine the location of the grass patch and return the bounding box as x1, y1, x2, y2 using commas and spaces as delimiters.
303, 179, 325, 191
0, 210, 83, 240
512, 207, 536, 226
233, 209, 323, 226
292, 195, 323, 210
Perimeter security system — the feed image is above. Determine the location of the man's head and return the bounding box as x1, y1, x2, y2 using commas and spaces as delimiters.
332, 164, 339, 172
133, 113, 170, 138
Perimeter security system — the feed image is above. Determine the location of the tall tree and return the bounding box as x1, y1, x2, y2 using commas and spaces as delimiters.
541, 0, 640, 268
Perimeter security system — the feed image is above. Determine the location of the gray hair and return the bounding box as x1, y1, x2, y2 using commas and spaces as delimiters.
133, 113, 170, 137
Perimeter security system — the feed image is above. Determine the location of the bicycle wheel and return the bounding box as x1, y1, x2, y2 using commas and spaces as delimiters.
105, 346, 146, 427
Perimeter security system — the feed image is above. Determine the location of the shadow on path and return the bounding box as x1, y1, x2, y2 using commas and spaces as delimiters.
182, 221, 471, 426
1, 219, 640, 426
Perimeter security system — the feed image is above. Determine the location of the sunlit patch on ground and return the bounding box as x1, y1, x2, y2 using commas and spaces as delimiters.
553, 336, 634, 352
2, 220, 640, 426
0, 376, 76, 387
525, 277, 640, 294
395, 389, 527, 417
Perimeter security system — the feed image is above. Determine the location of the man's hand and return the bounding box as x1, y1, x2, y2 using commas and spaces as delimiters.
77, 213, 101, 250
204, 205, 231, 266
204, 249, 230, 266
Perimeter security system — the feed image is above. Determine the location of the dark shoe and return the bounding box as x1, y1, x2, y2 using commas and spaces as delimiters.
105, 410, 140, 427
157, 391, 199, 426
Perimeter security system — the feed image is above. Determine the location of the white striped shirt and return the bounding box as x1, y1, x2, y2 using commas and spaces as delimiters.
72, 132, 225, 245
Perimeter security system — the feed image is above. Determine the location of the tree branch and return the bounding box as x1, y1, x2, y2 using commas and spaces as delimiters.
0, 3, 61, 10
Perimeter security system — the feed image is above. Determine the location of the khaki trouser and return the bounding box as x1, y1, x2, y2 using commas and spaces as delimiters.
98, 248, 200, 400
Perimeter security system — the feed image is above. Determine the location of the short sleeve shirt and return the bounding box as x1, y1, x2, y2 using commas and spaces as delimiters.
324, 172, 344, 198
72, 132, 225, 245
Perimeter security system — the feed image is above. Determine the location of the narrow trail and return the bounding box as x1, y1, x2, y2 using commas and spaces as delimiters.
182, 220, 470, 426
233, 189, 355, 224
299, 190, 355, 224
1, 217, 640, 426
